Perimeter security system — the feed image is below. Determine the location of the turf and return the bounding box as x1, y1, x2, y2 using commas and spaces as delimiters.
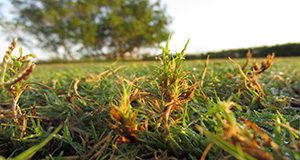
1, 53, 300, 159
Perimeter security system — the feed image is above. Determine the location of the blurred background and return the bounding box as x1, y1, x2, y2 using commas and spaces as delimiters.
1, 0, 300, 61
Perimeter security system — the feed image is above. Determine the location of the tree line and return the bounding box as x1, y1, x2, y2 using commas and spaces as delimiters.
182, 43, 300, 60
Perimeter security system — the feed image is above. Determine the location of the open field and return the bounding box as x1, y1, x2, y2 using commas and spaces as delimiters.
34, 57, 300, 78
1, 1, 300, 159
1, 54, 300, 159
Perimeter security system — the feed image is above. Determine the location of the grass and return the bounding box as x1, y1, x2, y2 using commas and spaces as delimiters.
0, 40, 300, 159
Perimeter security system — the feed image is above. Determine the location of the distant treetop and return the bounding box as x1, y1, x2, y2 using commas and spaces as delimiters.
3, 0, 171, 60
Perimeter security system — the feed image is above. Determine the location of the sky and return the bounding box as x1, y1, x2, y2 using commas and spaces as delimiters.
1, 0, 300, 59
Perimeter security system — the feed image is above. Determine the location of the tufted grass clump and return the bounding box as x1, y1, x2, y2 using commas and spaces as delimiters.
0, 38, 35, 124
157, 39, 197, 135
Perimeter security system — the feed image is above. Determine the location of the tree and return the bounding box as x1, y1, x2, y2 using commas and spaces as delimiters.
104, 0, 170, 58
7, 0, 104, 59
3, 0, 170, 59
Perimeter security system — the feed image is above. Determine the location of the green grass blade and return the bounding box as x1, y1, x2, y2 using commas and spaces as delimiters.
12, 124, 63, 160
180, 39, 190, 55
199, 127, 256, 160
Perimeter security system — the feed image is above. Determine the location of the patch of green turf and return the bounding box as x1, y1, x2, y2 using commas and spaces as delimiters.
1, 50, 300, 159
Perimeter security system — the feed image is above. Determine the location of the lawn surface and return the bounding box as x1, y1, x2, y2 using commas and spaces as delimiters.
1, 56, 300, 159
